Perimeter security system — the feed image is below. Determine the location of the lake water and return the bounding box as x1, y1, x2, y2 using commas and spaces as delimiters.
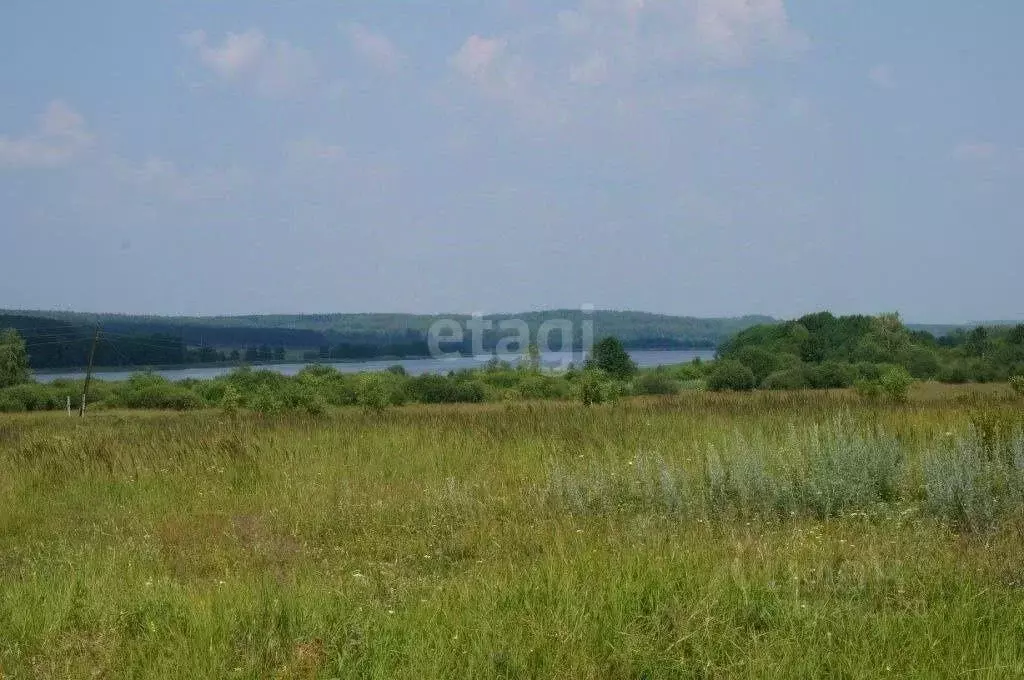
33, 349, 716, 383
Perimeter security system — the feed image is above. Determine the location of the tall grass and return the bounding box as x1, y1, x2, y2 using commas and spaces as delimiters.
1, 392, 1024, 677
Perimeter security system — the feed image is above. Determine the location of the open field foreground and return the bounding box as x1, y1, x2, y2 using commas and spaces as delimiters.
2, 386, 1024, 678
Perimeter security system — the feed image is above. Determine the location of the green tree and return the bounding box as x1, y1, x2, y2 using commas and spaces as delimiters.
735, 346, 781, 384
965, 327, 991, 357
706, 360, 756, 391
586, 337, 636, 380
879, 366, 913, 403
0, 329, 29, 388
357, 373, 391, 413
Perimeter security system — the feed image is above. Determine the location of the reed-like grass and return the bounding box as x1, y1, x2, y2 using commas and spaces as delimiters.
1, 387, 1023, 678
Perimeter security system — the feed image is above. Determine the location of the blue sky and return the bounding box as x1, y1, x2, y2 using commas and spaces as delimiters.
1, 1, 1021, 322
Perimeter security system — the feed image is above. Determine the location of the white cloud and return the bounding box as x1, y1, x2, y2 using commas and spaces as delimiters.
451, 35, 509, 83
345, 23, 404, 73
449, 0, 808, 120
182, 29, 317, 97
692, 0, 808, 66
450, 35, 551, 117
869, 64, 896, 89
0, 101, 95, 169
953, 141, 997, 162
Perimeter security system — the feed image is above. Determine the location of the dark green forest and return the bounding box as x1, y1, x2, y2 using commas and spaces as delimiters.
0, 310, 771, 370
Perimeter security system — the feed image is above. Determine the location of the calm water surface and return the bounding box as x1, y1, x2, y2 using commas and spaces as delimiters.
33, 350, 715, 383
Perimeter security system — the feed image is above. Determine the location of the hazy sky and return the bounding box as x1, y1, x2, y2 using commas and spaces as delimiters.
1, 1, 1021, 322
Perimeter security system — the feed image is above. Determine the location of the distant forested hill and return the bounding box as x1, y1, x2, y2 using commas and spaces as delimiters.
1, 309, 774, 370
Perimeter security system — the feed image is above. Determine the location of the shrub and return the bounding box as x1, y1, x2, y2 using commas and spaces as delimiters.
119, 385, 202, 410
0, 383, 63, 411
922, 429, 1024, 531
220, 384, 242, 414
250, 385, 283, 415
515, 374, 570, 400
632, 370, 681, 396
190, 378, 229, 405
967, 359, 1000, 384
761, 368, 808, 391
573, 370, 616, 406
805, 361, 856, 389
937, 362, 971, 384
706, 360, 756, 392
1009, 376, 1024, 398
406, 374, 484, 404
853, 362, 884, 382
316, 375, 359, 406
356, 374, 391, 413
701, 418, 904, 519
108, 373, 203, 411
734, 346, 782, 384
0, 390, 27, 412
853, 379, 883, 401
673, 360, 707, 381
280, 382, 328, 417
879, 366, 913, 403
902, 346, 940, 380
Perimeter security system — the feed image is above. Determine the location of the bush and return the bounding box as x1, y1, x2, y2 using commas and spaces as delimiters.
220, 384, 242, 414
107, 373, 203, 411
853, 362, 884, 382
853, 379, 883, 401
191, 379, 229, 405
514, 374, 570, 400
937, 362, 971, 384
967, 359, 1001, 384
406, 374, 484, 404
922, 429, 1024, 531
879, 366, 914, 403
734, 346, 781, 384
1011, 376, 1024, 397
706, 360, 756, 392
573, 370, 621, 406
0, 390, 27, 412
673, 360, 707, 381
356, 374, 392, 413
761, 368, 809, 391
902, 346, 940, 380
0, 383, 63, 411
118, 385, 202, 410
250, 385, 283, 415
280, 382, 328, 416
632, 370, 681, 396
311, 374, 359, 406
805, 361, 856, 389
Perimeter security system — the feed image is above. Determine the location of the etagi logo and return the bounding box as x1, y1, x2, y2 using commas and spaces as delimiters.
426, 305, 595, 370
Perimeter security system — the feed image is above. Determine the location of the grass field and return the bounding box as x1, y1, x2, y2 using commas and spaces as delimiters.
1, 384, 1023, 678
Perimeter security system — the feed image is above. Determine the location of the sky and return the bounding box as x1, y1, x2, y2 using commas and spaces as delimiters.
1, 1, 1021, 323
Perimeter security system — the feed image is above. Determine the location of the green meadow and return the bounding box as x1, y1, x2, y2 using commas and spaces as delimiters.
2, 385, 1024, 678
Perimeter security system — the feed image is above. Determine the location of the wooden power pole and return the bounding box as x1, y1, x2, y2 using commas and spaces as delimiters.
79, 325, 101, 417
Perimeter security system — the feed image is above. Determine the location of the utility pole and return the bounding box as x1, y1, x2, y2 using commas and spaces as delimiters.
79, 325, 101, 417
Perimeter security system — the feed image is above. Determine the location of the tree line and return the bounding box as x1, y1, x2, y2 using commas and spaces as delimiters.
0, 310, 770, 370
